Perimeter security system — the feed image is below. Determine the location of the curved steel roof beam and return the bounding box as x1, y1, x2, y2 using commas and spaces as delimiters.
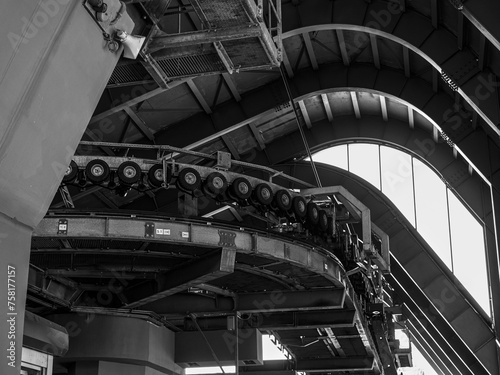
175, 82, 490, 188
462, 2, 500, 53
280, 24, 500, 140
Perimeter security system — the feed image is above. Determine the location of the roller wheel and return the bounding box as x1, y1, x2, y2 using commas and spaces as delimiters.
292, 196, 307, 219
275, 189, 292, 211
85, 159, 110, 183
117, 161, 141, 185
148, 164, 170, 188
306, 202, 319, 225
204, 172, 228, 196
63, 160, 79, 183
176, 167, 201, 192
318, 210, 328, 232
229, 177, 252, 200
254, 183, 273, 205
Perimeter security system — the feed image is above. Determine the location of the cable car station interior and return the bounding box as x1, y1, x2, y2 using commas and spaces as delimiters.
1, 0, 500, 374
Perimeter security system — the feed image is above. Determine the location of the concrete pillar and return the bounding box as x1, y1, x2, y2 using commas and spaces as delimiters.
0, 1, 134, 373
49, 314, 182, 375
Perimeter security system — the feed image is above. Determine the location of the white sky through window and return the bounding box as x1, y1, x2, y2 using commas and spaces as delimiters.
308, 143, 491, 375
312, 144, 348, 170
412, 158, 452, 269
348, 143, 381, 189
448, 192, 489, 310
380, 146, 415, 225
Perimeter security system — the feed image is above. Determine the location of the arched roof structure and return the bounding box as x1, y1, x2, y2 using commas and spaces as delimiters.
21, 1, 500, 374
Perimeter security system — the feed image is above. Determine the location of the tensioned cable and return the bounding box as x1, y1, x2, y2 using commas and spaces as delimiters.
279, 64, 322, 187
189, 313, 226, 374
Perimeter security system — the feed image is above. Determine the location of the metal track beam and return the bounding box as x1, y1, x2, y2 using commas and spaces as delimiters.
295, 356, 375, 372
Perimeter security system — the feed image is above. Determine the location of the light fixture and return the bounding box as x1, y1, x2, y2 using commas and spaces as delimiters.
114, 29, 145, 59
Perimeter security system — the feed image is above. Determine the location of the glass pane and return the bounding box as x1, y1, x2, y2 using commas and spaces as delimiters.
309, 145, 348, 170
448, 191, 490, 314
413, 159, 452, 269
262, 335, 288, 360
348, 144, 381, 189
408, 345, 439, 375
380, 147, 415, 226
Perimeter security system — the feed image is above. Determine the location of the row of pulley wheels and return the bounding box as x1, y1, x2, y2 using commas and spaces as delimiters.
177, 167, 329, 231
63, 160, 164, 188
63, 160, 329, 231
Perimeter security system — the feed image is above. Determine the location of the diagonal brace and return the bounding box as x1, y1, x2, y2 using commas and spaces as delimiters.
124, 248, 235, 308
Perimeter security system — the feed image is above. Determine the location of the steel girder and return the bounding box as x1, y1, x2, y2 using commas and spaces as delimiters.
151, 63, 496, 192
407, 322, 455, 375
123, 248, 236, 308
34, 214, 345, 287
390, 271, 477, 375
278, 0, 500, 136
180, 309, 357, 331
462, 1, 500, 50
275, 161, 499, 375
32, 213, 347, 313
295, 356, 375, 372
140, 289, 346, 315
237, 358, 376, 375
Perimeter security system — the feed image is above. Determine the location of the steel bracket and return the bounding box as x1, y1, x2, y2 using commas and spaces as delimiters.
145, 222, 155, 238
219, 230, 236, 247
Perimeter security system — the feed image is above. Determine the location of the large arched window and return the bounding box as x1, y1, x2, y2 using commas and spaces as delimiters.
309, 143, 490, 315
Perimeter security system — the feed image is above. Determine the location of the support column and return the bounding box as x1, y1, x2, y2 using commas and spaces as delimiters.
49, 314, 182, 375
0, 1, 134, 373
0, 216, 32, 373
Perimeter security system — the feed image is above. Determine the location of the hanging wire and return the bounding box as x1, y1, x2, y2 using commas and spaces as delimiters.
279, 64, 322, 187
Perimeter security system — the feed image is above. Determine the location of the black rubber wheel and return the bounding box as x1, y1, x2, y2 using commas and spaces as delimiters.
85, 159, 110, 183
292, 196, 307, 219
176, 167, 201, 192
318, 210, 328, 232
306, 201, 319, 225
275, 189, 292, 211
117, 161, 141, 185
230, 177, 252, 200
62, 160, 79, 183
254, 183, 273, 205
204, 172, 228, 196
148, 164, 170, 188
